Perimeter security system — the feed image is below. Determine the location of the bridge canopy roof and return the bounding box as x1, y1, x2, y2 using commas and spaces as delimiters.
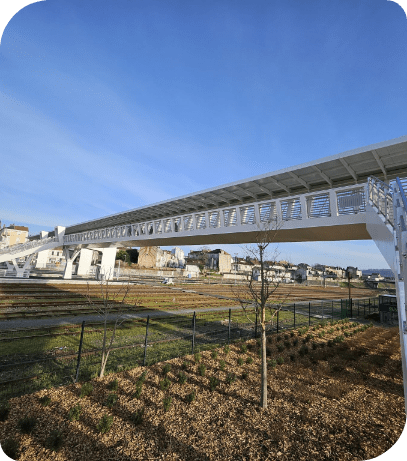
66, 135, 407, 234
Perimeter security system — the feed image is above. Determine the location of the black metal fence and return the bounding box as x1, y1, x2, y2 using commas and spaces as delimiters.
0, 296, 379, 401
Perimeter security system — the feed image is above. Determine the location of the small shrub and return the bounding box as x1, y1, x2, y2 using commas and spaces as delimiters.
39, 395, 51, 407
336, 326, 340, 331
284, 341, 291, 349
246, 356, 253, 364
68, 403, 82, 422
266, 347, 273, 357
194, 352, 202, 363
226, 373, 236, 384
267, 336, 273, 344
237, 357, 244, 366
162, 363, 172, 375
277, 344, 284, 352
18, 416, 37, 434
290, 331, 295, 337
1, 438, 20, 460
211, 350, 218, 360
97, 414, 114, 434
186, 391, 196, 403
178, 371, 187, 385
134, 383, 143, 399
292, 338, 299, 346
198, 363, 206, 376
276, 335, 282, 342
105, 393, 118, 408
290, 354, 296, 362
241, 371, 249, 380
160, 377, 171, 391
240, 344, 248, 354
299, 345, 309, 356
277, 357, 284, 365
327, 339, 334, 347
132, 408, 144, 425
209, 376, 220, 391
45, 429, 64, 451
0, 404, 10, 422
284, 334, 289, 340
312, 342, 317, 350
181, 361, 189, 370
224, 345, 230, 355
320, 342, 326, 348
318, 332, 323, 338
219, 359, 226, 371
163, 396, 172, 412
269, 359, 277, 368
80, 382, 93, 398
108, 379, 118, 391
306, 334, 313, 342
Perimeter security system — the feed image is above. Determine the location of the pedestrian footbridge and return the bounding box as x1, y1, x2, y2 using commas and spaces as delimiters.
0, 134, 407, 410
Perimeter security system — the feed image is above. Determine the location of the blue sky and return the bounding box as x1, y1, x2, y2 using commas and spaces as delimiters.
0, 0, 406, 269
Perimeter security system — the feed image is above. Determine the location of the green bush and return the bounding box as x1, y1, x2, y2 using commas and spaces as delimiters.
97, 414, 114, 434
289, 354, 296, 362
68, 403, 82, 422
241, 371, 249, 380
186, 391, 196, 403
312, 342, 318, 350
299, 345, 309, 356
181, 361, 189, 370
211, 350, 218, 360
240, 344, 248, 354
290, 331, 295, 337
226, 373, 236, 384
163, 396, 172, 412
276, 335, 282, 342
224, 345, 230, 355
305, 334, 313, 342
237, 357, 244, 366
219, 359, 226, 371
178, 371, 187, 384
269, 359, 277, 368
194, 352, 202, 363
18, 416, 37, 434
39, 395, 52, 407
284, 341, 291, 349
162, 363, 171, 375
1, 438, 20, 460
0, 404, 10, 422
80, 382, 93, 398
134, 383, 143, 399
292, 338, 299, 346
159, 377, 171, 391
327, 339, 334, 347
45, 429, 64, 452
138, 370, 148, 384
277, 357, 284, 365
284, 334, 289, 340
246, 356, 253, 364
277, 344, 284, 352
105, 393, 118, 409
132, 408, 144, 425
209, 376, 220, 391
198, 363, 206, 376
108, 379, 119, 391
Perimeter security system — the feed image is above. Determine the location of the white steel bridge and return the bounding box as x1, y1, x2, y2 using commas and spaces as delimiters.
0, 135, 407, 410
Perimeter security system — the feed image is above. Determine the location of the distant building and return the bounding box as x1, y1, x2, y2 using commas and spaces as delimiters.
138, 246, 185, 268
0, 224, 29, 249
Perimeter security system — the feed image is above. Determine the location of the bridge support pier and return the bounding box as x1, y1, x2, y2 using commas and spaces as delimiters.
35, 250, 49, 269
12, 254, 35, 278
97, 247, 116, 281
63, 247, 81, 280
77, 249, 94, 276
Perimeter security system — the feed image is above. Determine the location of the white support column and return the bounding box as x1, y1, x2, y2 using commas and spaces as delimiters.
63, 247, 81, 280
276, 199, 283, 222
299, 195, 308, 220
35, 250, 49, 269
99, 247, 117, 280
220, 209, 225, 228
204, 211, 209, 229
235, 207, 242, 226
12, 254, 35, 278
329, 190, 338, 217
254, 204, 261, 224
77, 248, 94, 276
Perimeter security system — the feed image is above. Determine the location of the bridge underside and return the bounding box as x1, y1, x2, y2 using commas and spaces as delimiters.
68, 222, 371, 250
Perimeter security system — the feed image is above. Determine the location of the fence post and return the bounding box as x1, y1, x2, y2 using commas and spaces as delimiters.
255, 309, 258, 338
368, 298, 371, 315
293, 303, 296, 329
308, 302, 311, 326
331, 301, 334, 322
228, 308, 231, 344
357, 300, 360, 317
143, 316, 150, 366
350, 298, 353, 318
75, 321, 86, 383
191, 311, 196, 354
276, 309, 279, 334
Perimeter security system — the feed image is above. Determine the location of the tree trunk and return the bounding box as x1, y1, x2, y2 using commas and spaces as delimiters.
260, 310, 267, 409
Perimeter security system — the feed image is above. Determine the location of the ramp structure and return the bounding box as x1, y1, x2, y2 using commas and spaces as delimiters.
0, 135, 407, 410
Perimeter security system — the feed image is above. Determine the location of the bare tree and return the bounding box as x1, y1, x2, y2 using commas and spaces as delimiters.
86, 273, 140, 378
232, 220, 290, 409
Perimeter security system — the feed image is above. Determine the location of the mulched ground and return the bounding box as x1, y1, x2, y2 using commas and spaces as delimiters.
0, 323, 405, 461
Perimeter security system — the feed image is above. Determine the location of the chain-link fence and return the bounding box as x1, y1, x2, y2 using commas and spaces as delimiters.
0, 296, 379, 401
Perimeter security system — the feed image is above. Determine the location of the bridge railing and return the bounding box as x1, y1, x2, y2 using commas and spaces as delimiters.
0, 236, 59, 257
367, 176, 394, 226
64, 184, 367, 245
